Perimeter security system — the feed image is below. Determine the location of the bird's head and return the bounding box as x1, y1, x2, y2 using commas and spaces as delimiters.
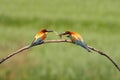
59, 31, 72, 38
41, 29, 53, 34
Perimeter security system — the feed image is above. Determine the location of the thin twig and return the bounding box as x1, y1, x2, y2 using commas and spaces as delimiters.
88, 46, 120, 72
0, 45, 32, 64
0, 39, 69, 64
0, 39, 120, 72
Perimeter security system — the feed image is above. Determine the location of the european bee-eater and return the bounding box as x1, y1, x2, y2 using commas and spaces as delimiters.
59, 31, 91, 52
31, 29, 53, 46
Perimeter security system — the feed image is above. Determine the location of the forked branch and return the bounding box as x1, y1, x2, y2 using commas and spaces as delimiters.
0, 39, 120, 72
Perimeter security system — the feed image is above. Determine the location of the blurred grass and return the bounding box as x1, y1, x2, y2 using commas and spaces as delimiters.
0, 0, 120, 80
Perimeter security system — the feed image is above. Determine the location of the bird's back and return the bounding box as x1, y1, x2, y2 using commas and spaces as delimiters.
71, 32, 84, 42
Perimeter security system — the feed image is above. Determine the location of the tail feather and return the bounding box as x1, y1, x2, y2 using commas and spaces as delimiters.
81, 44, 91, 52
75, 40, 91, 52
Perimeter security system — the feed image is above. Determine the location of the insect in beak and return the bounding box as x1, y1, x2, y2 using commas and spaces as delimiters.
59, 32, 66, 39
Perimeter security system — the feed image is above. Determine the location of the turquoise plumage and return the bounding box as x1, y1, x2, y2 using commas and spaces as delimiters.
59, 31, 91, 52
31, 29, 53, 46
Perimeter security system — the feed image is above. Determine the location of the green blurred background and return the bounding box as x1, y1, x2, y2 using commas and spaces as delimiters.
0, 0, 120, 80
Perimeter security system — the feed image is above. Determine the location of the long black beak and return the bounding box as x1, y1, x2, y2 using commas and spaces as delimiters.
46, 30, 53, 32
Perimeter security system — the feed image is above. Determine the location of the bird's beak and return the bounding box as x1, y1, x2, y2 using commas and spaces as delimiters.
46, 30, 54, 32
59, 32, 66, 38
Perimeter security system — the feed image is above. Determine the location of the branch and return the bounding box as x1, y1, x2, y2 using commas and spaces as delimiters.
0, 45, 32, 64
0, 39, 120, 73
88, 46, 120, 72
0, 39, 70, 64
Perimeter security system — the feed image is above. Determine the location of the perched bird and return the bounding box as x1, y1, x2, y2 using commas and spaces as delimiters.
31, 29, 53, 46
59, 31, 91, 52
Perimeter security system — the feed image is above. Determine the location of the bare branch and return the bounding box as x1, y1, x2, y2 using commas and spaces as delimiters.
0, 39, 120, 72
88, 46, 120, 72
0, 45, 32, 64
0, 39, 69, 64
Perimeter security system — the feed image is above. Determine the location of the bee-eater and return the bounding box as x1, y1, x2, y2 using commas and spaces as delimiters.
59, 31, 91, 52
31, 29, 53, 46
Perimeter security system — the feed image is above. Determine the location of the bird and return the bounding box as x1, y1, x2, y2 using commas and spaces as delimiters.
30, 29, 53, 47
59, 31, 91, 52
